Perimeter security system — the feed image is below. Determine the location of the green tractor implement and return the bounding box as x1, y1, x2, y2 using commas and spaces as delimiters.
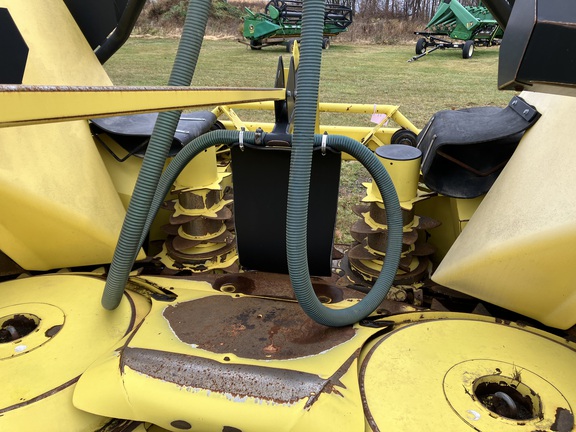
410, 0, 503, 61
241, 0, 353, 52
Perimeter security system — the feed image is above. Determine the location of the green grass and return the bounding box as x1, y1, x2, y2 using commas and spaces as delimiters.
105, 38, 511, 125
104, 38, 514, 243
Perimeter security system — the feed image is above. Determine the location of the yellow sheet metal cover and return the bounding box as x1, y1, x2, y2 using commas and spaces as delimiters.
0, 274, 150, 431
75, 276, 379, 432
360, 318, 576, 431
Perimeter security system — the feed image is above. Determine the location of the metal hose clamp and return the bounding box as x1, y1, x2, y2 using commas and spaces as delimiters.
239, 127, 245, 151
321, 131, 328, 156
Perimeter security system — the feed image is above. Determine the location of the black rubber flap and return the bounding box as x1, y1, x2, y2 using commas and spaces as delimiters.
418, 96, 539, 198
90, 111, 217, 157
0, 8, 28, 84
231, 144, 341, 276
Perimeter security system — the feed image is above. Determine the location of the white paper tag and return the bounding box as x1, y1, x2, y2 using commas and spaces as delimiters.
371, 104, 388, 125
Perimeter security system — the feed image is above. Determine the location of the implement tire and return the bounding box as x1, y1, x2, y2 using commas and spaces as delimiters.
416, 38, 427, 55
462, 40, 474, 59
250, 39, 262, 50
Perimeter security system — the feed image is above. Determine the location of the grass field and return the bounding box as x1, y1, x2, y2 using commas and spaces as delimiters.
104, 38, 514, 243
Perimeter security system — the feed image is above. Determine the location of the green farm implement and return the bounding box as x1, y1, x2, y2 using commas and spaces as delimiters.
410, 0, 503, 61
241, 0, 353, 52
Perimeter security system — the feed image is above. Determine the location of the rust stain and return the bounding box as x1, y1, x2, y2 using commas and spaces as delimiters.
122, 347, 336, 406
163, 295, 356, 360
551, 407, 574, 432
304, 348, 359, 409
208, 272, 348, 303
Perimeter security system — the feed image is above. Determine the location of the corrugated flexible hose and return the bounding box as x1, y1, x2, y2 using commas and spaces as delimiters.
102, 0, 210, 310
128, 129, 403, 327
102, 0, 402, 326
286, 0, 402, 326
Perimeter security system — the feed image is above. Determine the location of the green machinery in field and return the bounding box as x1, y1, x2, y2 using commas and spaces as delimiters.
410, 0, 503, 61
241, 0, 353, 51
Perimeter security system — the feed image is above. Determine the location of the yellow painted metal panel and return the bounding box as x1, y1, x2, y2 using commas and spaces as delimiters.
75, 278, 375, 432
1, 0, 113, 86
94, 135, 147, 209
0, 121, 134, 270
433, 91, 576, 329
361, 317, 576, 431
0, 0, 133, 270
0, 275, 150, 431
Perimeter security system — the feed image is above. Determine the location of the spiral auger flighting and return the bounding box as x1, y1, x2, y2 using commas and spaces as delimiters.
342, 145, 441, 294
157, 147, 238, 274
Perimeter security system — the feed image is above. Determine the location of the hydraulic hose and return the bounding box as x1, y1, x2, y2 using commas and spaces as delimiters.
287, 0, 401, 326
102, 0, 403, 324
102, 0, 211, 310
133, 129, 402, 328
301, 135, 402, 326
96, 0, 148, 64
138, 130, 254, 248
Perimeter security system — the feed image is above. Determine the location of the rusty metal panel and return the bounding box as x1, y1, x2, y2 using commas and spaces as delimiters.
163, 295, 356, 360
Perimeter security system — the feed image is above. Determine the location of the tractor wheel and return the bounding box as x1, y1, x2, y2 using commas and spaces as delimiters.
250, 39, 262, 50
286, 39, 295, 53
391, 129, 418, 147
416, 38, 427, 55
462, 40, 474, 59
322, 37, 330, 50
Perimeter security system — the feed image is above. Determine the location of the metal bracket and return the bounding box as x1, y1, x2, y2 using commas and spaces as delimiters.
509, 96, 539, 122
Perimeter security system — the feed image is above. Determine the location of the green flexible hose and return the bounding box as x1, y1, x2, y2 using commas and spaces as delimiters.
102, 0, 211, 310
102, 0, 403, 324
298, 135, 403, 327
138, 130, 255, 248
136, 130, 402, 327
286, 0, 402, 326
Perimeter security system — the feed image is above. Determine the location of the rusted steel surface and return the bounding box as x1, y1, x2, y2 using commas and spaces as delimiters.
161, 182, 236, 272
121, 347, 348, 405
163, 295, 356, 360
154, 270, 420, 318
351, 219, 419, 245
171, 231, 234, 252
183, 272, 355, 303
346, 194, 440, 287
165, 238, 236, 264
353, 203, 415, 226
181, 217, 224, 238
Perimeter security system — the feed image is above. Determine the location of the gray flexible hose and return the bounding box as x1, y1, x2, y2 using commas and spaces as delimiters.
102, 0, 211, 310
135, 130, 402, 327
286, 0, 401, 326
102, 0, 403, 324
138, 130, 255, 247
298, 135, 403, 326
